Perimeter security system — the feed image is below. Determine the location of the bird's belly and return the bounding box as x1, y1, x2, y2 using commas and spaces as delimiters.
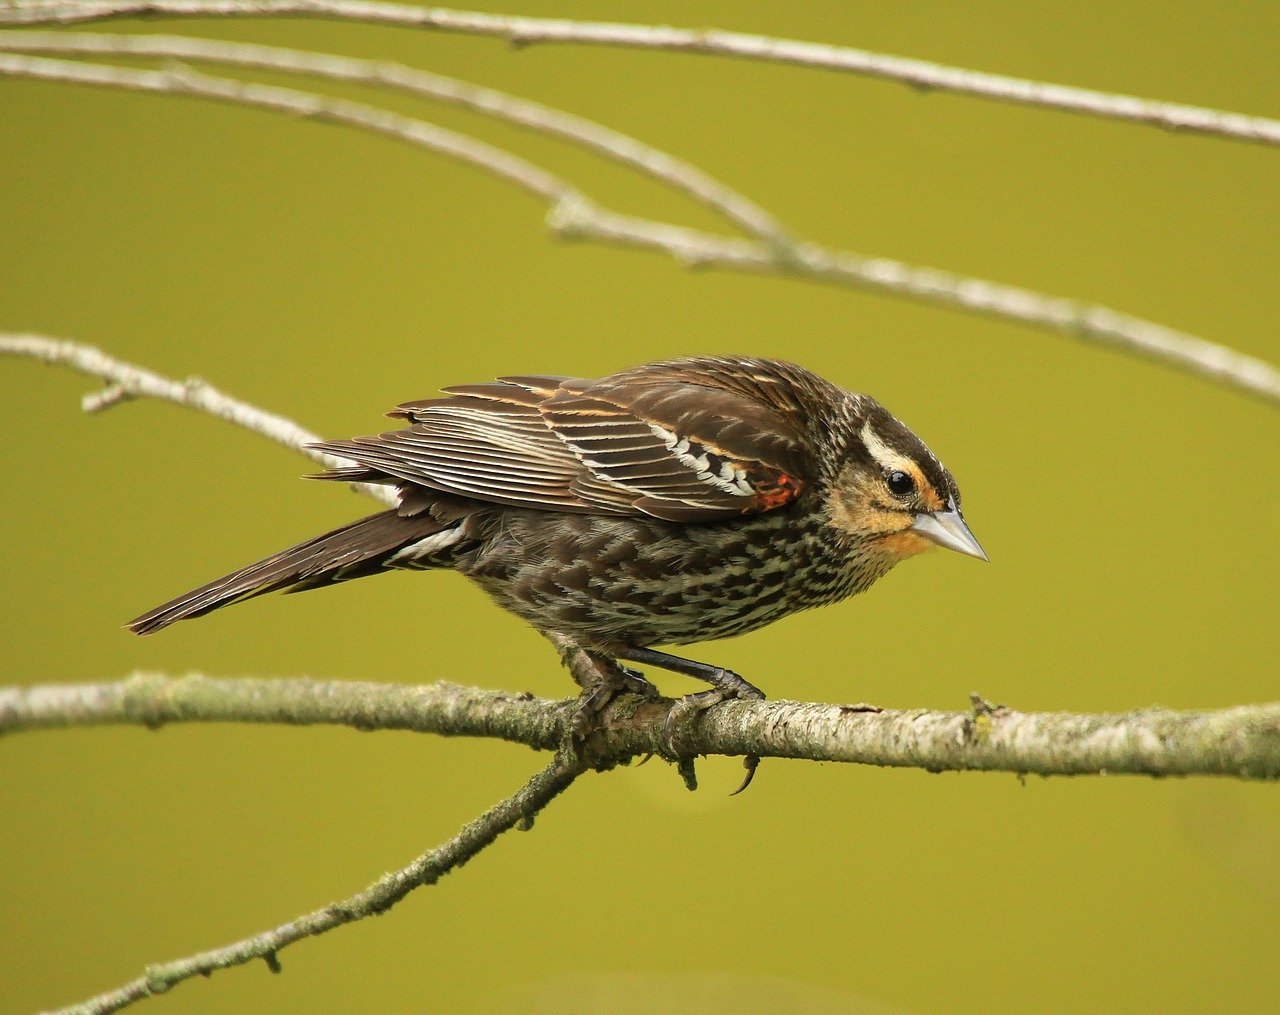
456, 508, 873, 649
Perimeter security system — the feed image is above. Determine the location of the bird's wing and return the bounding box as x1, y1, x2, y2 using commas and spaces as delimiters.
312, 377, 609, 513
541, 365, 809, 521
312, 363, 810, 522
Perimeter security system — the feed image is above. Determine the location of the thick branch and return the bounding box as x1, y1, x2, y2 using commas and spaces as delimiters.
4, 0, 1279, 147
46, 748, 586, 1015
5, 675, 1278, 780
3, 57, 1277, 403
0, 674, 569, 747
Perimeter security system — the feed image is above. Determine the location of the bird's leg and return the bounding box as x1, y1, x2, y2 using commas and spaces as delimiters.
546, 633, 660, 747
615, 646, 765, 794
612, 664, 661, 699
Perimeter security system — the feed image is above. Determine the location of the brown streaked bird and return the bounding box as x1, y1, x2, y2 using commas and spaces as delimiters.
129, 356, 985, 786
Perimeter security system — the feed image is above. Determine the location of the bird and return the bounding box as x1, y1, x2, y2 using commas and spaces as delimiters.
128, 355, 985, 787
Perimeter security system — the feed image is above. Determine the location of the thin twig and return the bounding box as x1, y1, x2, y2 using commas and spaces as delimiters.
553, 206, 1280, 403
0, 333, 398, 506
3, 58, 1277, 402
3, 0, 1279, 147
0, 30, 794, 251
44, 748, 586, 1015
4, 674, 1279, 780
0, 52, 575, 204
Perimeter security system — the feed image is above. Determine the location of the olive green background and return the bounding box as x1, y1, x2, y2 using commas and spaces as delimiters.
2, 3, 1277, 1013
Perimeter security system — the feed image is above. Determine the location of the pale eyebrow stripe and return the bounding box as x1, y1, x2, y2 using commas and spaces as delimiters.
858, 420, 935, 500
859, 420, 914, 473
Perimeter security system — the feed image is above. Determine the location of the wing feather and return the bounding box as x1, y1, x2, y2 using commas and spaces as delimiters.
540, 371, 808, 517
312, 358, 816, 521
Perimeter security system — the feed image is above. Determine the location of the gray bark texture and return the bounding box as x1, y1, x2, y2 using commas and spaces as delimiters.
5, 674, 1278, 780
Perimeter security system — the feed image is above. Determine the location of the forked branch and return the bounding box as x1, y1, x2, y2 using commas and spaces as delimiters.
16, 676, 1273, 1014
1, 53, 1277, 402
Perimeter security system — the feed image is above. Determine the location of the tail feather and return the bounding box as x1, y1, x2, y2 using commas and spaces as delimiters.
127, 510, 449, 635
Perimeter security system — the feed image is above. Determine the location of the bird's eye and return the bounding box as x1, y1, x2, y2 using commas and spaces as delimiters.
885, 470, 916, 498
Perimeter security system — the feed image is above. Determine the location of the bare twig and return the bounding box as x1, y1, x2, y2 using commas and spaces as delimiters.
3, 58, 1277, 402
3, 0, 1279, 147
0, 52, 575, 204
4, 674, 1279, 781
0, 30, 794, 251
44, 747, 586, 1015
552, 206, 1280, 403
0, 333, 398, 506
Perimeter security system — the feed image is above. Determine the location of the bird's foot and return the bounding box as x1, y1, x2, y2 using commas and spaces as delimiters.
564, 653, 662, 761
662, 676, 765, 795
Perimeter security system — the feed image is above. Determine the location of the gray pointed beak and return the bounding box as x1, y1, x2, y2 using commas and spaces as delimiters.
911, 509, 988, 561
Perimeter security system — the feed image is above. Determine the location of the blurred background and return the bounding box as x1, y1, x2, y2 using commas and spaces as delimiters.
2, 2, 1277, 1012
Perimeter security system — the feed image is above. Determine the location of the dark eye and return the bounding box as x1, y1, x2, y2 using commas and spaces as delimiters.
885, 470, 916, 498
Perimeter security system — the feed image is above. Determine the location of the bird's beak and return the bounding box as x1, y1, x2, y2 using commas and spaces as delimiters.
911, 509, 988, 561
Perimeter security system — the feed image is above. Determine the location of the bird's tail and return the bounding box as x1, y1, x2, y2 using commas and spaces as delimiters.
127, 509, 450, 635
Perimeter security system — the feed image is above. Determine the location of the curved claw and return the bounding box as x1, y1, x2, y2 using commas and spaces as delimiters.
661, 687, 765, 795
730, 754, 760, 796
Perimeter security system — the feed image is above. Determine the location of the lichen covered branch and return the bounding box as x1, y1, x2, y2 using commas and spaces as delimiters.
4, 675, 1278, 780
0, 674, 568, 748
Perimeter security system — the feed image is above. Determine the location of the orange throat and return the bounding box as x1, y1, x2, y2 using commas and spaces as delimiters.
877, 528, 934, 560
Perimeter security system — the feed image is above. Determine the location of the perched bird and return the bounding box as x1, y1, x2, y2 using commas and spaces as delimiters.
129, 356, 984, 784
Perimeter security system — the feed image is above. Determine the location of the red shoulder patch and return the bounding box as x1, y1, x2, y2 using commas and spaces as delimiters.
753, 472, 802, 510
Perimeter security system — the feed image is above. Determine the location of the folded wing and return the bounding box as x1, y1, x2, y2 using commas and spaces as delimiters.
312, 358, 811, 522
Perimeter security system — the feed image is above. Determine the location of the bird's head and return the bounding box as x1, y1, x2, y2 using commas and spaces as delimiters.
822, 398, 986, 564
